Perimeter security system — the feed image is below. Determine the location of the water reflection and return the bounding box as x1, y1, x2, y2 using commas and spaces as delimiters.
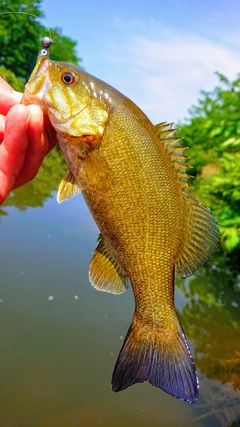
1, 149, 240, 426
177, 252, 240, 387
0, 147, 66, 217
176, 252, 240, 425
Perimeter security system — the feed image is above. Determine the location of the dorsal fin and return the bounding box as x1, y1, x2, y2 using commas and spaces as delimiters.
175, 194, 219, 277
155, 122, 219, 277
155, 122, 193, 193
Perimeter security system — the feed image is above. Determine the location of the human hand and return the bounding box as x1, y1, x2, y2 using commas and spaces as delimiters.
0, 77, 58, 205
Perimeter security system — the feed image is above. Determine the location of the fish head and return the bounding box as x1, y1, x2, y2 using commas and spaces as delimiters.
22, 56, 109, 143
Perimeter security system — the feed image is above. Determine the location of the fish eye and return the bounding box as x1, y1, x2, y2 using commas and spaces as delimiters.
61, 72, 76, 85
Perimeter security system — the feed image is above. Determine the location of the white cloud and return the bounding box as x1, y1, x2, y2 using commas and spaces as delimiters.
103, 22, 240, 123
131, 35, 240, 79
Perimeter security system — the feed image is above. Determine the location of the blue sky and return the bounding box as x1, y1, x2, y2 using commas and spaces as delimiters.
41, 0, 240, 124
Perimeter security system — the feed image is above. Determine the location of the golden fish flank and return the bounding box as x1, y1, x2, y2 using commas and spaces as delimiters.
22, 53, 219, 403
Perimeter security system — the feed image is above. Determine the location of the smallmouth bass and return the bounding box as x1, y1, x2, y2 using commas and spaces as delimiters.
22, 50, 219, 403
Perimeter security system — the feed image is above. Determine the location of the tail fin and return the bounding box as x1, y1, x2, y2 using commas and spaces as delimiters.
112, 314, 199, 403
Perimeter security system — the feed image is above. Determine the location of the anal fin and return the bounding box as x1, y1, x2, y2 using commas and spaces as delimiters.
89, 234, 129, 294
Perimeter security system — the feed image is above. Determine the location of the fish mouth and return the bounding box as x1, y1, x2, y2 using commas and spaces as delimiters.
22, 56, 52, 112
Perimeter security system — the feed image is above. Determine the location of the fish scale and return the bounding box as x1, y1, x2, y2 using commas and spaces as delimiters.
22, 51, 219, 403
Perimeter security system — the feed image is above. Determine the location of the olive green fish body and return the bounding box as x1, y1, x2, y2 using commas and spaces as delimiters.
23, 55, 219, 402
64, 93, 183, 322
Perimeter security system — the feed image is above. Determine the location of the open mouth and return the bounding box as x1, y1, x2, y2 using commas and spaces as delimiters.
21, 57, 52, 111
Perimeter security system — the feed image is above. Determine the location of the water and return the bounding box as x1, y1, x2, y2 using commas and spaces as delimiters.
0, 151, 240, 427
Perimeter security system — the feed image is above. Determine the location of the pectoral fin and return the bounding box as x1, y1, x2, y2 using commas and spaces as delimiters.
57, 169, 81, 204
89, 234, 129, 294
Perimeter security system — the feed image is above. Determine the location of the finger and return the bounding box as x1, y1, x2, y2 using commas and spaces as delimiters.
0, 104, 30, 173
0, 77, 22, 115
13, 104, 48, 189
0, 114, 6, 140
0, 104, 30, 204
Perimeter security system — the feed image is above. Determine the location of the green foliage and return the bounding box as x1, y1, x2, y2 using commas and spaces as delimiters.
177, 73, 240, 253
0, 0, 43, 81
0, 65, 25, 91
0, 0, 82, 86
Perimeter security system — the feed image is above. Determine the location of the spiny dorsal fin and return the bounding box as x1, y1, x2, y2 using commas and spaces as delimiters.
57, 169, 81, 204
155, 122, 193, 193
89, 234, 129, 294
155, 122, 219, 276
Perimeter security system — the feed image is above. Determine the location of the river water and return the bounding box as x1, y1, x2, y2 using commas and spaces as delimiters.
0, 150, 240, 427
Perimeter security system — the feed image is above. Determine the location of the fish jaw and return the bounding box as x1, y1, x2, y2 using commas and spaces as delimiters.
22, 56, 52, 114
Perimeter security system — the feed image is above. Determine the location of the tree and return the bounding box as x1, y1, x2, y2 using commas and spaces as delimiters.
0, 0, 82, 85
177, 73, 240, 253
0, 0, 44, 81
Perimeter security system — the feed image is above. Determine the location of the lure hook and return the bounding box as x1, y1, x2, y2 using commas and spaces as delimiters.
39, 36, 53, 58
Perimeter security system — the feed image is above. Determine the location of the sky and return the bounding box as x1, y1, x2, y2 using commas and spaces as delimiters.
41, 0, 240, 124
